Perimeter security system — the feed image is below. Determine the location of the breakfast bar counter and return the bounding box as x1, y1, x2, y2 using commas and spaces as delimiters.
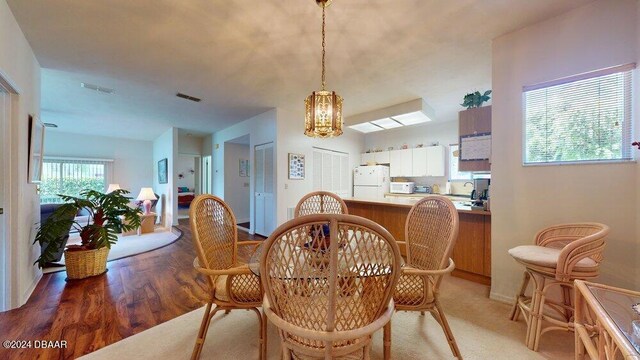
344, 197, 492, 285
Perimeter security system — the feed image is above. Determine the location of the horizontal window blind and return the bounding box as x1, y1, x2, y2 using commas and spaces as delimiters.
41, 158, 113, 204
524, 64, 634, 165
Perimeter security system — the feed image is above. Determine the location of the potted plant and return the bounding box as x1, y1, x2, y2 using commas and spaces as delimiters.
33, 189, 142, 279
461, 90, 492, 109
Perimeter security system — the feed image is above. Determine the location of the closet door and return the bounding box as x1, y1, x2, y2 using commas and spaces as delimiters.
254, 142, 274, 236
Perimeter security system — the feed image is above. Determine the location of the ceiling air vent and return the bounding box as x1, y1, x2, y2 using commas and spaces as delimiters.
81, 82, 115, 94
176, 92, 202, 102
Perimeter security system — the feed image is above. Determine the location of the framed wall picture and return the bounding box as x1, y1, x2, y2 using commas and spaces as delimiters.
158, 158, 168, 184
28, 114, 45, 184
239, 159, 249, 177
288, 153, 305, 180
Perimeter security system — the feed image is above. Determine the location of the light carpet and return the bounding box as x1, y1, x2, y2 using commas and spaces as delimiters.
78, 276, 573, 359
43, 228, 181, 274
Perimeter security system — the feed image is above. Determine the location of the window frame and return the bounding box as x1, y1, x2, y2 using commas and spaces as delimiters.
521, 63, 636, 167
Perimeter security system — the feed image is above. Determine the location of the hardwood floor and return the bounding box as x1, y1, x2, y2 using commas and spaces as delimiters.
0, 219, 264, 360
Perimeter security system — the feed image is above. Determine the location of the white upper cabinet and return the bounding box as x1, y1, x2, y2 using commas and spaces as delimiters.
412, 148, 428, 177
390, 149, 413, 177
426, 145, 445, 176
360, 151, 390, 165
364, 145, 444, 178
361, 152, 375, 165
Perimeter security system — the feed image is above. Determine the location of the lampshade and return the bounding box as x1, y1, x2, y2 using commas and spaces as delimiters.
136, 188, 157, 201
305, 90, 343, 138
106, 183, 121, 193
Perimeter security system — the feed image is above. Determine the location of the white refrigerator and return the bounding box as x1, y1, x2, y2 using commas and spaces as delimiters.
353, 165, 390, 199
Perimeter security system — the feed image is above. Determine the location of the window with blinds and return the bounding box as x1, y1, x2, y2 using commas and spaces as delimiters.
523, 64, 634, 165
40, 158, 112, 204
312, 148, 350, 197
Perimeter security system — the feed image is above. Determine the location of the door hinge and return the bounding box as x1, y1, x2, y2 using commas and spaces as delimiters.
0, 208, 3, 214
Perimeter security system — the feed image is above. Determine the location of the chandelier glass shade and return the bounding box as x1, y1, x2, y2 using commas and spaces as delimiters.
304, 0, 343, 138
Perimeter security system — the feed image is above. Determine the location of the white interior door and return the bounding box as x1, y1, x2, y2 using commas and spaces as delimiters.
254, 142, 274, 236
0, 88, 8, 311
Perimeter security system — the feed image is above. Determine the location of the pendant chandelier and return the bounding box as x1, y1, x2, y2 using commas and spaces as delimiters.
304, 0, 343, 138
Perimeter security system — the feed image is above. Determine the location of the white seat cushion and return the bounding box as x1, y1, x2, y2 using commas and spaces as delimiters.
508, 245, 597, 269
214, 275, 230, 302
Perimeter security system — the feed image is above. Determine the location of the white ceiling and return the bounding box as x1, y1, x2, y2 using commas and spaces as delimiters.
7, 0, 592, 141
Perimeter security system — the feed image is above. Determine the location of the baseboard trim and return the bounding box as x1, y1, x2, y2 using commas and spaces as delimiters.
490, 291, 515, 305
19, 270, 42, 309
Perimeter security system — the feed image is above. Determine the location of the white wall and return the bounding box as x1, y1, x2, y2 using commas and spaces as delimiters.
44, 131, 153, 195
178, 133, 203, 155
223, 143, 250, 223
491, 0, 640, 302
212, 109, 277, 234
276, 107, 365, 225
363, 120, 472, 194
153, 127, 178, 227
0, 0, 41, 310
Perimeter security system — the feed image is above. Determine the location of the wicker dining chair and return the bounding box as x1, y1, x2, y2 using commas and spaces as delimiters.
189, 195, 266, 360
260, 214, 402, 360
384, 196, 461, 359
294, 191, 349, 218
508, 223, 609, 351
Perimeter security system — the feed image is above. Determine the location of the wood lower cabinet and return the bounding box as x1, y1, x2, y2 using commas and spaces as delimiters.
451, 213, 491, 285
344, 199, 491, 285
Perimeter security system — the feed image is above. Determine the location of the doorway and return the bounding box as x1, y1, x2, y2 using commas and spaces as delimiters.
201, 155, 212, 194
176, 154, 201, 220
0, 76, 16, 311
254, 141, 274, 237
224, 135, 251, 231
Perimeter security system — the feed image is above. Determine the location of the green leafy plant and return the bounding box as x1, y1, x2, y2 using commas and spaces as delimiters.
33, 189, 142, 268
461, 90, 492, 109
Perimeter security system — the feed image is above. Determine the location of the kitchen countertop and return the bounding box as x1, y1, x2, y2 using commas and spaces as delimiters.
384, 193, 471, 201
343, 196, 491, 216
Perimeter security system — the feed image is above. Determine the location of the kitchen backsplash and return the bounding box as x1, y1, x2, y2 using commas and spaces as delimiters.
391, 176, 474, 196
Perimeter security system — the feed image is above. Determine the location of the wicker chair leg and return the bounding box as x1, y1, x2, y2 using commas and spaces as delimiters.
383, 321, 392, 360
561, 284, 573, 321
191, 302, 220, 360
433, 300, 462, 359
248, 308, 265, 360
525, 274, 545, 351
261, 310, 268, 360
510, 271, 530, 321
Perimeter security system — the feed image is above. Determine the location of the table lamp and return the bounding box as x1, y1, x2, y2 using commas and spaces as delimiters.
106, 183, 121, 193
136, 188, 157, 215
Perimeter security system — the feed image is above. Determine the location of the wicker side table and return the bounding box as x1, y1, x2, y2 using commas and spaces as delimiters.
574, 280, 640, 359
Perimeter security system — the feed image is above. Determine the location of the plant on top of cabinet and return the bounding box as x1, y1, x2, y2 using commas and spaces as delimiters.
461, 90, 492, 109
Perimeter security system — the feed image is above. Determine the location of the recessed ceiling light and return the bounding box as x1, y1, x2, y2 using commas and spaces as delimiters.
392, 111, 432, 125
81, 82, 115, 94
348, 122, 384, 133
44, 123, 58, 128
371, 118, 403, 129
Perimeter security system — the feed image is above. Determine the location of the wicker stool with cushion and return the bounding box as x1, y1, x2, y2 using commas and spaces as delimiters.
508, 223, 609, 351
189, 195, 266, 360
384, 196, 462, 359
260, 214, 402, 360
294, 191, 349, 218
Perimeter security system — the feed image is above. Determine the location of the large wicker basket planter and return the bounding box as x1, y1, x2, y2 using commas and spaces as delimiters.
64, 247, 110, 280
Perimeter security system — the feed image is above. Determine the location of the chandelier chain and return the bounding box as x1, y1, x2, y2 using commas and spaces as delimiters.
321, 5, 326, 90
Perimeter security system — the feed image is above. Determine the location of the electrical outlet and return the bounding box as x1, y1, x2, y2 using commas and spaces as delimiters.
284, 183, 288, 190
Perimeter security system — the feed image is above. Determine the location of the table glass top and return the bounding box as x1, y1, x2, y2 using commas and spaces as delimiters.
587, 284, 640, 354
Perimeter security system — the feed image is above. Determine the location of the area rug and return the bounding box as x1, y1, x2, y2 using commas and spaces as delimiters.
43, 227, 182, 274
77, 276, 574, 360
